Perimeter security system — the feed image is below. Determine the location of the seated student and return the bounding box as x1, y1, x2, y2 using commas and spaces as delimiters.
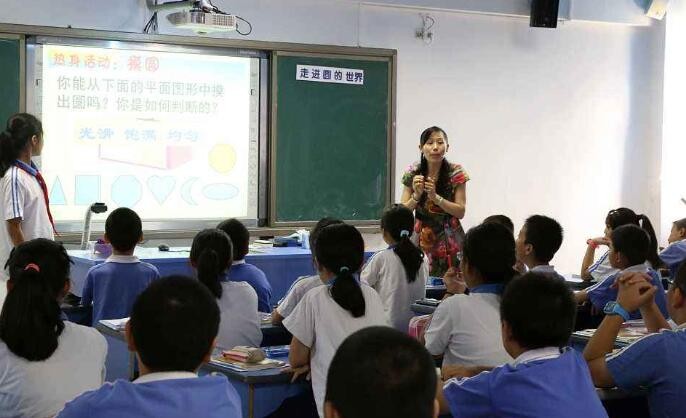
272, 217, 343, 325
482, 214, 514, 234
361, 205, 429, 331
57, 276, 242, 418
218, 218, 272, 312
0, 239, 107, 418
576, 224, 668, 320
584, 264, 686, 418
515, 214, 565, 280
190, 229, 261, 349
283, 224, 388, 417
439, 273, 608, 418
325, 326, 438, 418
424, 222, 515, 367
581, 208, 661, 282
82, 207, 160, 325
659, 217, 686, 279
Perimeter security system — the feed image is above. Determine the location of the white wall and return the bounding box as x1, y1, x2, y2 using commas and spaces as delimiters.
0, 0, 666, 273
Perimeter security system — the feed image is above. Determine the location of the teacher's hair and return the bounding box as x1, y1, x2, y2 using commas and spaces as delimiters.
0, 113, 42, 176
315, 223, 366, 317
382, 205, 424, 283
0, 239, 72, 361
415, 126, 452, 206
190, 228, 233, 299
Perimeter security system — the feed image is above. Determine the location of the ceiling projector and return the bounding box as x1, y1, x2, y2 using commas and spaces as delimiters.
167, 10, 236, 33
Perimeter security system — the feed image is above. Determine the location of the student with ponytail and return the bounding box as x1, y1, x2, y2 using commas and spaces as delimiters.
190, 229, 261, 349
0, 114, 55, 289
581, 207, 662, 282
362, 204, 429, 331
0, 239, 106, 418
424, 222, 516, 367
283, 224, 388, 417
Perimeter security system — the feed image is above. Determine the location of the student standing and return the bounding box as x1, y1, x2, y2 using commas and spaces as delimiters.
0, 239, 106, 418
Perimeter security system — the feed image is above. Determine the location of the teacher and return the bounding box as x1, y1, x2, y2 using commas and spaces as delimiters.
0, 113, 55, 281
401, 126, 469, 277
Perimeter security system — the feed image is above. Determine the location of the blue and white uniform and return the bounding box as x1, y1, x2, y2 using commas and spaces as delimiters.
530, 264, 565, 281
586, 264, 668, 320
227, 260, 272, 313
443, 347, 608, 418
587, 250, 619, 283
606, 323, 686, 418
659, 239, 686, 279
81, 255, 160, 325
56, 372, 242, 418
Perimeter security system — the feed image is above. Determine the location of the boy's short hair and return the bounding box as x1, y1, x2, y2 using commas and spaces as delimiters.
674, 218, 686, 230
129, 275, 219, 372
216, 219, 250, 261
500, 273, 576, 350
611, 224, 650, 266
483, 215, 514, 234
523, 215, 564, 263
325, 326, 437, 418
105, 207, 142, 252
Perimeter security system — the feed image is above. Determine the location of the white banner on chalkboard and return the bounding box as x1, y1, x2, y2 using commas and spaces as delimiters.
295, 65, 364, 85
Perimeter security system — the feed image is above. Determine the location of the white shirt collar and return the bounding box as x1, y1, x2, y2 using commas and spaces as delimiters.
530, 265, 556, 274
105, 254, 140, 264
133, 371, 198, 384
511, 347, 562, 367
620, 264, 650, 274
232, 260, 246, 266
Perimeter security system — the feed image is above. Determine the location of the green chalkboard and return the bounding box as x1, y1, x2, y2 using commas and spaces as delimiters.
0, 37, 21, 126
272, 53, 392, 223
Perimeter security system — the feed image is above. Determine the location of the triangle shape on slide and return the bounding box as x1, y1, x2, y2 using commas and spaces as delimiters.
50, 177, 67, 205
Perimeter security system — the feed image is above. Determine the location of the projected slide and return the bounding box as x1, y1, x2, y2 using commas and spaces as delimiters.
34, 44, 257, 221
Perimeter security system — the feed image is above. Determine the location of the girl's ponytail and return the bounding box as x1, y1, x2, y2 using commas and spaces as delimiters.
638, 214, 662, 269
0, 113, 43, 176
0, 239, 70, 361
190, 229, 233, 300
382, 204, 424, 283
315, 224, 366, 318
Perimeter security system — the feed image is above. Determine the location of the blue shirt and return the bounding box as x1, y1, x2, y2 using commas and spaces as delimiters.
606, 325, 686, 418
56, 374, 241, 418
659, 240, 686, 279
443, 348, 608, 418
227, 261, 272, 312
81, 255, 160, 325
586, 266, 668, 320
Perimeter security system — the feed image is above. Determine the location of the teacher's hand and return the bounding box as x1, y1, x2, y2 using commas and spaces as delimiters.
412, 175, 425, 197
425, 177, 437, 201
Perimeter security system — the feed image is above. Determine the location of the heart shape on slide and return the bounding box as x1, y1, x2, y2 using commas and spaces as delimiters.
147, 176, 176, 204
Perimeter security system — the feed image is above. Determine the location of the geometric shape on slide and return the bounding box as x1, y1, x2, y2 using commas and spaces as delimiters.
74, 175, 101, 205
49, 177, 67, 205
99, 144, 193, 170
167, 145, 193, 169
208, 144, 236, 175
180, 177, 199, 206
202, 183, 239, 201
147, 176, 176, 205
111, 175, 143, 208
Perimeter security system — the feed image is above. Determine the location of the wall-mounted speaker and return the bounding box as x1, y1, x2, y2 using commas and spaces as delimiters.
530, 0, 560, 28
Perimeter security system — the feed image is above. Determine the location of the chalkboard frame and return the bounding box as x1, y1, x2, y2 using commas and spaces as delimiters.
0, 33, 26, 126
269, 51, 396, 227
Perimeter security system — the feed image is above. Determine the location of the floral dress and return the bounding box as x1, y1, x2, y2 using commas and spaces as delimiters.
401, 162, 470, 277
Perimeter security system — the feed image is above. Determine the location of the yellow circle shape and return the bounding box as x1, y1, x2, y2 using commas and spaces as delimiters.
209, 144, 237, 174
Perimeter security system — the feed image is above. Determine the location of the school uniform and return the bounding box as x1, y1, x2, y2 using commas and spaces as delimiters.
443, 347, 608, 418
0, 322, 107, 418
605, 323, 686, 418
529, 264, 565, 281
361, 248, 429, 331
81, 255, 160, 325
424, 283, 512, 366
587, 250, 619, 283
0, 160, 54, 280
56, 372, 242, 418
227, 260, 272, 313
275, 275, 323, 319
216, 276, 262, 349
659, 239, 686, 279
586, 264, 668, 320
282, 283, 388, 417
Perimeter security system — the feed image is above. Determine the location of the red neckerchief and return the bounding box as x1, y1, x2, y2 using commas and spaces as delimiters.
13, 160, 57, 234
